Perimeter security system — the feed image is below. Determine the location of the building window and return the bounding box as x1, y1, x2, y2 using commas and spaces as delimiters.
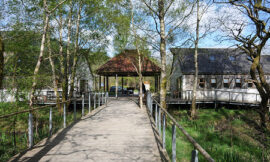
211, 78, 217, 88
223, 78, 230, 88
247, 79, 254, 88
199, 78, 205, 88
235, 78, 242, 88
209, 55, 215, 61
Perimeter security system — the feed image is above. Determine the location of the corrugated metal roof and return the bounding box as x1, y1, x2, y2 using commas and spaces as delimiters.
170, 48, 270, 75
96, 49, 161, 76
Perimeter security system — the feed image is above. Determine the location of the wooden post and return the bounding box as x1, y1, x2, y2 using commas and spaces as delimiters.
63, 103, 66, 128
122, 76, 124, 95
28, 112, 33, 148
99, 75, 101, 91
115, 74, 118, 98
106, 76, 109, 92
73, 99, 77, 121
191, 149, 199, 162
162, 113, 166, 149
103, 92, 105, 105
94, 93, 96, 109
172, 124, 176, 162
82, 93, 85, 116
98, 92, 101, 107
89, 92, 91, 113
103, 76, 106, 92
155, 75, 158, 93
49, 107, 52, 135
106, 92, 108, 106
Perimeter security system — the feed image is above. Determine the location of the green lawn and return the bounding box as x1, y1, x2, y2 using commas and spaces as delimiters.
164, 108, 270, 162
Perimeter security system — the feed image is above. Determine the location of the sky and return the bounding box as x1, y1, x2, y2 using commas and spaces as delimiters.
106, 0, 270, 57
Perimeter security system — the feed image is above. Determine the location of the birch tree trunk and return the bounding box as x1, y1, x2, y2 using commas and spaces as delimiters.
191, 0, 200, 119
158, 0, 167, 109
58, 13, 68, 112
130, 1, 143, 108
68, 1, 82, 100
0, 33, 4, 89
47, 31, 60, 110
29, 13, 49, 107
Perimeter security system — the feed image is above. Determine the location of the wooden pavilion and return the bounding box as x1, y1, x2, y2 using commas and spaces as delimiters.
96, 49, 161, 96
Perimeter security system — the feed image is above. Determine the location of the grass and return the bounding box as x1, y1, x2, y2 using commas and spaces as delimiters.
0, 102, 90, 161
164, 107, 270, 162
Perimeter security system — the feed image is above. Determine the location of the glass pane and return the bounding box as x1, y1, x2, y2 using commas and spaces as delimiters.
224, 79, 229, 83
211, 79, 216, 83
236, 79, 241, 83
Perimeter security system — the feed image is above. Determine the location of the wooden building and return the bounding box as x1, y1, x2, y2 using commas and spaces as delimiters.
96, 49, 161, 96
169, 48, 270, 105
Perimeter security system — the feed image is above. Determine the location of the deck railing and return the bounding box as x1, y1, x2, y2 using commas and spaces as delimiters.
167, 90, 263, 105
146, 91, 215, 162
0, 92, 108, 154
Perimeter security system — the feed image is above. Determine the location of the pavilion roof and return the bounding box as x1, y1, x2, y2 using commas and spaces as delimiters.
96, 49, 161, 76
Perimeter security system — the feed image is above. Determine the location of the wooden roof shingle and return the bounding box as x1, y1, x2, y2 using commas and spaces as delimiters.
96, 49, 161, 76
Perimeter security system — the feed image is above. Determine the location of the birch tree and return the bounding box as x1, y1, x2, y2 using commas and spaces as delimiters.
130, 1, 144, 108
141, 0, 194, 109
191, 0, 200, 118
29, 0, 67, 107
0, 33, 4, 89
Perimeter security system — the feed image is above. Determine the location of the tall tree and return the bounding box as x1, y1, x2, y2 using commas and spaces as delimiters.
29, 0, 67, 107
216, 0, 270, 129
191, 0, 200, 119
141, 0, 194, 109
0, 33, 4, 89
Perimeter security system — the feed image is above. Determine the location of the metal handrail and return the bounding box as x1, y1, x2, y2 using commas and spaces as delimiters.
0, 92, 109, 150
146, 91, 215, 162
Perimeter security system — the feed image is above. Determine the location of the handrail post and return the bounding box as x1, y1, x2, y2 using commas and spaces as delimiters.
150, 93, 153, 116
28, 112, 33, 148
63, 103, 66, 128
172, 124, 176, 162
82, 93, 85, 116
49, 107, 52, 136
191, 149, 199, 162
94, 93, 96, 109
98, 92, 101, 107
155, 103, 158, 126
73, 99, 77, 121
162, 113, 166, 149
158, 106, 161, 134
89, 92, 91, 113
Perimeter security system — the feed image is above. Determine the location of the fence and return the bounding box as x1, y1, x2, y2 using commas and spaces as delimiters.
168, 90, 262, 105
146, 91, 215, 162
0, 92, 108, 161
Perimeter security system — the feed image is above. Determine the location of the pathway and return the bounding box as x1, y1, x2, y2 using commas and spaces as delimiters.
11, 97, 163, 162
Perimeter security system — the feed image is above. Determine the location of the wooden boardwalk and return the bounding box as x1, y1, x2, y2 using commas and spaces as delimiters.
10, 98, 163, 162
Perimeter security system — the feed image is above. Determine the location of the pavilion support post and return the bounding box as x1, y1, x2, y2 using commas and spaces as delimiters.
122, 77, 124, 95
115, 74, 118, 98
158, 75, 160, 92
99, 75, 101, 91
155, 75, 158, 93
106, 76, 109, 92
103, 76, 105, 92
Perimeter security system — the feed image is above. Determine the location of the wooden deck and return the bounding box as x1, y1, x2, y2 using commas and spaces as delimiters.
10, 98, 163, 162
